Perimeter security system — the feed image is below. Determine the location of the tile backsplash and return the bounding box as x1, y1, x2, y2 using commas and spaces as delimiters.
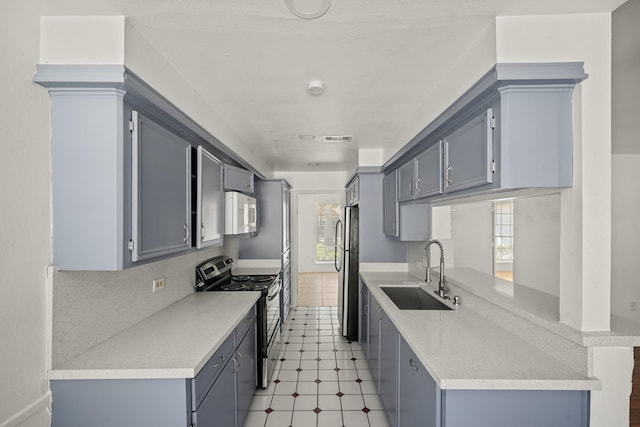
52, 240, 239, 366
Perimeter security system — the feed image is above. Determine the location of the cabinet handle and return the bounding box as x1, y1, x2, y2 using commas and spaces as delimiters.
244, 184, 251, 188
183, 224, 190, 243
212, 355, 225, 368
364, 304, 369, 315
377, 306, 383, 320
237, 351, 244, 368
409, 358, 420, 372
415, 178, 421, 194
392, 221, 396, 231
446, 165, 453, 186
232, 358, 239, 374
201, 224, 206, 239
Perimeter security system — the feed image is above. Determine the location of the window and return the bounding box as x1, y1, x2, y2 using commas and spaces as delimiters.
315, 202, 341, 263
494, 200, 514, 281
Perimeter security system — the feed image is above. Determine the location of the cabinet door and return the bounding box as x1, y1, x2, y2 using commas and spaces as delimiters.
383, 172, 399, 237
398, 161, 415, 202
415, 141, 444, 199
131, 111, 191, 262
224, 164, 254, 193
379, 308, 399, 427
236, 322, 257, 427
197, 146, 224, 248
359, 284, 369, 360
368, 295, 381, 388
444, 109, 494, 194
192, 358, 236, 427
398, 337, 440, 427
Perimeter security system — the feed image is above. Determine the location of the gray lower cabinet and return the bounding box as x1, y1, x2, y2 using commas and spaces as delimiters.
51, 306, 257, 427
378, 308, 399, 427
359, 281, 369, 360
224, 164, 255, 194
364, 294, 591, 427
131, 111, 192, 262
196, 146, 224, 248
398, 337, 441, 427
368, 294, 399, 427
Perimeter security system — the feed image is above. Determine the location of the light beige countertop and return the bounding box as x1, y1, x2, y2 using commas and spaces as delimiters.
360, 271, 601, 391
48, 292, 260, 380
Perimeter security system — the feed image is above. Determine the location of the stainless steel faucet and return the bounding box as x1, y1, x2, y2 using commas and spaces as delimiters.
425, 239, 447, 298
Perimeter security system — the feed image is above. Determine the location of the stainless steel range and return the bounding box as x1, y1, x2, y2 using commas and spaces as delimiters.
195, 256, 281, 389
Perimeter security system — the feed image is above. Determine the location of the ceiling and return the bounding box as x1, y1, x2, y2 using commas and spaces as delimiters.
33, 0, 627, 173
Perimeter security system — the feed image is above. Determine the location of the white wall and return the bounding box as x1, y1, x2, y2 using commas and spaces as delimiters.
497, 12, 613, 332
451, 201, 494, 275
513, 193, 561, 296
124, 20, 274, 178
611, 0, 640, 323
0, 2, 52, 425
296, 193, 341, 273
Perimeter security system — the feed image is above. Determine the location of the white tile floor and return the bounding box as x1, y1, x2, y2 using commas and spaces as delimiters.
244, 307, 391, 427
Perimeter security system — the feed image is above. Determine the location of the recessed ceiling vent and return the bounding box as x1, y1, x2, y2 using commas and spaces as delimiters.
323, 135, 352, 143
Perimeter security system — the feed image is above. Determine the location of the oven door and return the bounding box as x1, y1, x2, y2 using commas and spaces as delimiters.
262, 278, 282, 387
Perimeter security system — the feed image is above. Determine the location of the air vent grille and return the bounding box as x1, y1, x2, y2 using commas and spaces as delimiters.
322, 135, 353, 143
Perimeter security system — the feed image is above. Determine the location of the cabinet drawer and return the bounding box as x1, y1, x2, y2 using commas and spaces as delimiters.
191, 333, 235, 411
235, 305, 257, 345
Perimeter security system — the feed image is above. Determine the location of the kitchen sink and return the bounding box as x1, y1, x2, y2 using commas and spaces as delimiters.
380, 286, 453, 310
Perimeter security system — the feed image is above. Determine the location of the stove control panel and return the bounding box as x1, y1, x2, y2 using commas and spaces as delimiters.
195, 255, 233, 288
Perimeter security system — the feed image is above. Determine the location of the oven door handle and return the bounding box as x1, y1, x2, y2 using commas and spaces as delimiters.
267, 278, 282, 301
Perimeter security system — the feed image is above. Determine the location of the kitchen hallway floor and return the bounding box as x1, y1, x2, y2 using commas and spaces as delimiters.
243, 306, 390, 427
297, 273, 338, 307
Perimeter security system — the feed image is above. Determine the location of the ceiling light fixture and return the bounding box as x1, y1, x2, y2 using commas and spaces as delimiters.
285, 0, 331, 20
307, 80, 324, 96
298, 134, 316, 140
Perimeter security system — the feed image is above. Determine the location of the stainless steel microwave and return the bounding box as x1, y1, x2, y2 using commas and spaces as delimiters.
224, 191, 257, 235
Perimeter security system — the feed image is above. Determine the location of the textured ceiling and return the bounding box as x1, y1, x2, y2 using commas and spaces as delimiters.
34, 0, 628, 172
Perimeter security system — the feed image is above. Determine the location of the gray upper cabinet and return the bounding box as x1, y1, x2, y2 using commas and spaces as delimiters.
397, 161, 414, 202
415, 140, 444, 198
382, 63, 587, 202
383, 171, 399, 237
34, 65, 258, 270
443, 109, 493, 194
346, 176, 360, 206
197, 146, 224, 249
224, 164, 255, 194
383, 169, 431, 241
131, 111, 192, 262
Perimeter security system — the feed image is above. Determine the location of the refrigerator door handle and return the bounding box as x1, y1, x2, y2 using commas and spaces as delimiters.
334, 219, 343, 272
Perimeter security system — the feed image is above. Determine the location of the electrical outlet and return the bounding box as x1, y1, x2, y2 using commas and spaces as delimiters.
631, 301, 637, 312
152, 277, 166, 292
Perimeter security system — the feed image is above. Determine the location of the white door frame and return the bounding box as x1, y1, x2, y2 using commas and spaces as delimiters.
292, 190, 343, 308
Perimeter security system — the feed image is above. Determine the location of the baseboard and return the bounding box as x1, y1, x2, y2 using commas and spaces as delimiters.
0, 392, 51, 427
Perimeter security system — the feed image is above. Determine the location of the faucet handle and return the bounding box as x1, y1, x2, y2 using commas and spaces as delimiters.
452, 296, 460, 306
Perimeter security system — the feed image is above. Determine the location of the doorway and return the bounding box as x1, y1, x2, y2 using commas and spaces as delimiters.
296, 193, 341, 307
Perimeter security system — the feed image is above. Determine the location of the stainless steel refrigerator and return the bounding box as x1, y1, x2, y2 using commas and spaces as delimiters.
335, 206, 359, 341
